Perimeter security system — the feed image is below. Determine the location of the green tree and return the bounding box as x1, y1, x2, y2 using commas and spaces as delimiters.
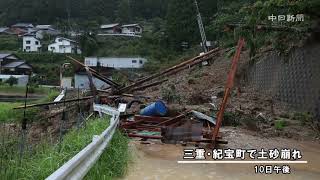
117, 0, 131, 23
166, 0, 199, 50
5, 76, 18, 86
79, 33, 99, 56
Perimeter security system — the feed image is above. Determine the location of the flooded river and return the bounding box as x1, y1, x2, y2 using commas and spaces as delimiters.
122, 127, 320, 180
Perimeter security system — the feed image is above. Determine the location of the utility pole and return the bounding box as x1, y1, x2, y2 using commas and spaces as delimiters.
194, 0, 208, 53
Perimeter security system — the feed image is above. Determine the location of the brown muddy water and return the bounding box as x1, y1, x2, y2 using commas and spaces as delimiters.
122, 127, 320, 180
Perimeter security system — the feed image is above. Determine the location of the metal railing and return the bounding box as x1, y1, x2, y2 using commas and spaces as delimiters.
46, 104, 120, 180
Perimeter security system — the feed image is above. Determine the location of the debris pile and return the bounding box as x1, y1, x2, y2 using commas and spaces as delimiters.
61, 38, 245, 147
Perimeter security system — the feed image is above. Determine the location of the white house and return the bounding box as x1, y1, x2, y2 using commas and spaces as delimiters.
48, 37, 81, 54
23, 35, 41, 52
85, 57, 147, 69
121, 24, 143, 35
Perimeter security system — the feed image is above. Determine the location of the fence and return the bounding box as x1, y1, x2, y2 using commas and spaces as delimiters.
0, 90, 93, 178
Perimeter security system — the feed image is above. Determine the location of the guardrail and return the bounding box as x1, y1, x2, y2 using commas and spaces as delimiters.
46, 104, 120, 180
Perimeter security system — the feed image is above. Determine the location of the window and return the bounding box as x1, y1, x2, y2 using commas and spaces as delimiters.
58, 39, 62, 42
139, 60, 143, 64
51, 47, 55, 50
132, 60, 137, 63
35, 41, 39, 45
26, 40, 31, 44
26, 46, 30, 50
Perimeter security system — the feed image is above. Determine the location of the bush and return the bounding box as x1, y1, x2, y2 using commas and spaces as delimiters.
5, 76, 18, 86
275, 119, 287, 130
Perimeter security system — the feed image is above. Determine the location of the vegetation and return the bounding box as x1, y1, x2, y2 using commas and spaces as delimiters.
0, 84, 55, 94
85, 130, 129, 180
1, 116, 128, 180
5, 76, 18, 86
0, 87, 58, 123
0, 35, 19, 51
0, 102, 21, 122
275, 118, 287, 130
15, 53, 81, 85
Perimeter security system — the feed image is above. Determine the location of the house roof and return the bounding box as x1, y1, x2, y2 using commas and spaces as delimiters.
9, 28, 28, 35
2, 61, 32, 69
56, 37, 77, 43
0, 27, 9, 33
0, 53, 20, 62
0, 53, 11, 59
35, 25, 52, 29
121, 24, 141, 28
100, 23, 120, 29
12, 23, 34, 28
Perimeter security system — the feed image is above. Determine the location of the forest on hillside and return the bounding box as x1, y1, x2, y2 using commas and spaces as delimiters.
0, 0, 319, 61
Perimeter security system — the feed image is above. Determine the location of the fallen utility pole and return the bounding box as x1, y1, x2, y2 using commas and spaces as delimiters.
131, 79, 168, 92
120, 48, 220, 93
212, 38, 245, 144
67, 56, 121, 89
14, 96, 93, 109
165, 50, 219, 77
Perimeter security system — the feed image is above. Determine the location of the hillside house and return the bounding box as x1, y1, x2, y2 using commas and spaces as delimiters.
5, 27, 27, 36
35, 25, 60, 36
11, 23, 34, 33
48, 37, 81, 54
85, 57, 147, 69
121, 24, 143, 34
11, 23, 34, 29
25, 29, 44, 39
0, 53, 32, 75
0, 53, 32, 85
23, 35, 41, 52
100, 23, 121, 34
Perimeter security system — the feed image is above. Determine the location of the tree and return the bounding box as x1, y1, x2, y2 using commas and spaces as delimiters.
5, 76, 18, 86
79, 33, 98, 56
117, 0, 131, 23
166, 0, 199, 50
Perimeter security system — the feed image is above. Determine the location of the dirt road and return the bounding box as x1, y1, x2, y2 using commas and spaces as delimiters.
122, 127, 320, 180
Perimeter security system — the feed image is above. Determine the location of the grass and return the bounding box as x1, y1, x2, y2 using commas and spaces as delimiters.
1, 115, 126, 180
0, 88, 58, 123
85, 130, 129, 180
0, 102, 21, 122
275, 119, 287, 130
0, 84, 54, 95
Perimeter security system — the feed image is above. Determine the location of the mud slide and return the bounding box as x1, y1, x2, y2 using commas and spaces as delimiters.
122, 127, 320, 180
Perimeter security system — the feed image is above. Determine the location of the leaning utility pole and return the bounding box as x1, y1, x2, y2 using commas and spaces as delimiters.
194, 0, 208, 53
